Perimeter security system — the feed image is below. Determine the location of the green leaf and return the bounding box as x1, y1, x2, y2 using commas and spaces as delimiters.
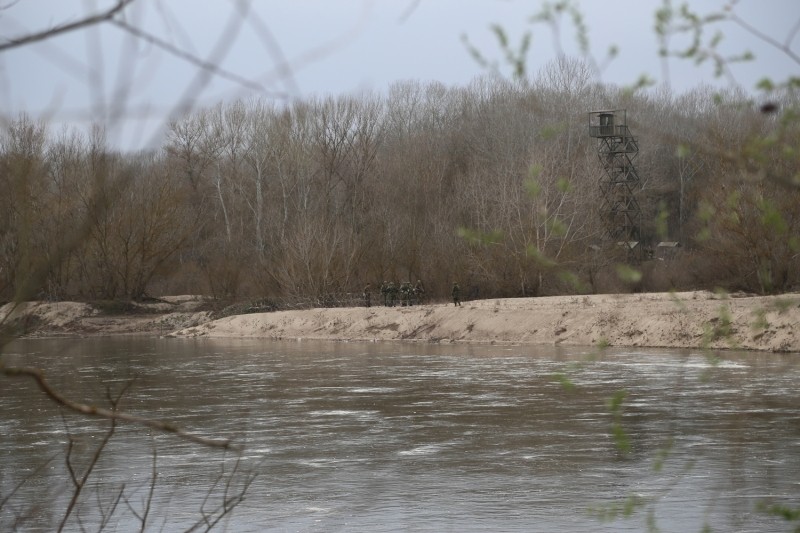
608, 389, 627, 411
760, 200, 788, 234
525, 175, 542, 197
525, 246, 558, 268
616, 264, 642, 284
756, 77, 775, 91
457, 227, 503, 246
558, 270, 588, 293
552, 372, 576, 392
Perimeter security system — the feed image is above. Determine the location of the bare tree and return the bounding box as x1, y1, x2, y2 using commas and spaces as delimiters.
0, 114, 48, 301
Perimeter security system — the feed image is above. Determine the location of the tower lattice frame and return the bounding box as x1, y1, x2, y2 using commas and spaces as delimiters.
588, 109, 642, 250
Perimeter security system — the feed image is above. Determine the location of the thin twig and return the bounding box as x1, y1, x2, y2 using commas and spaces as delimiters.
59, 391, 119, 532
96, 482, 125, 532
0, 451, 59, 511
122, 443, 156, 530
730, 13, 800, 67
184, 456, 260, 533
109, 18, 285, 98
142, 443, 157, 532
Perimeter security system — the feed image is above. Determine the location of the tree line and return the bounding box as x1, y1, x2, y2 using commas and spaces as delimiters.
2, 58, 798, 304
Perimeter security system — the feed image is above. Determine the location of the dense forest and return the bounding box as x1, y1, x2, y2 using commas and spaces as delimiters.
2, 59, 799, 303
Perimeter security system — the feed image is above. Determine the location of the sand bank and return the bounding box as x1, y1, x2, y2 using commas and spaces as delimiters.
4, 292, 799, 353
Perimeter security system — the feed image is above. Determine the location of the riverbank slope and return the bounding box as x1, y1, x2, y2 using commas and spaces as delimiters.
4, 291, 799, 353
172, 291, 799, 353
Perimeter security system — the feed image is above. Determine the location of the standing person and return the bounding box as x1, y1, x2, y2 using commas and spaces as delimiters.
413, 279, 425, 304
400, 281, 412, 306
380, 281, 389, 306
387, 281, 397, 307
452, 282, 461, 306
363, 284, 372, 308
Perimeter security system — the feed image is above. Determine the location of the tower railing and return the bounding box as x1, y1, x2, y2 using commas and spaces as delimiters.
588, 124, 629, 138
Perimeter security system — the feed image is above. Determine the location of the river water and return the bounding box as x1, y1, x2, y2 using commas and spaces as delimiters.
1, 337, 799, 532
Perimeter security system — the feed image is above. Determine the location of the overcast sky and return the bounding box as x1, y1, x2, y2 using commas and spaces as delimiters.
1, 0, 798, 150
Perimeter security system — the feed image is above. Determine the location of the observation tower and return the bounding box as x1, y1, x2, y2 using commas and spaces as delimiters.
588, 109, 642, 256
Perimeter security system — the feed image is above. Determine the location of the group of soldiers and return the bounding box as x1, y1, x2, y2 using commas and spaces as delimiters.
363, 280, 425, 307
363, 280, 463, 307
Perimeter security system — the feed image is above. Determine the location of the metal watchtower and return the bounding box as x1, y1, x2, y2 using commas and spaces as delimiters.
588, 109, 642, 254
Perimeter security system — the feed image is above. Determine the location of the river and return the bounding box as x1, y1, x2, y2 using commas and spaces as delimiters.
1, 337, 799, 532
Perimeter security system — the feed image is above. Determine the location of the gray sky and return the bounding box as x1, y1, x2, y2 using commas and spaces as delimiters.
1, 0, 798, 150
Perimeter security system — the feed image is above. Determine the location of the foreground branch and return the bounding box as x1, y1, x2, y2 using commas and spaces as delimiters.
0, 0, 136, 52
1, 365, 237, 450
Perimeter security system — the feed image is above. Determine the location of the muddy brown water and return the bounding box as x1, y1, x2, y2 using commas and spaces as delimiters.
2, 337, 799, 532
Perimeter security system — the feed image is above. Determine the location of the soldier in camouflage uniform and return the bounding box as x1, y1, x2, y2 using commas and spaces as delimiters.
380, 281, 389, 306
387, 281, 397, 307
413, 279, 425, 305
400, 281, 412, 306
363, 284, 372, 308
452, 282, 461, 306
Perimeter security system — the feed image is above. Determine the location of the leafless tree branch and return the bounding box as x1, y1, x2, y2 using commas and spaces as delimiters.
95, 480, 125, 532
397, 0, 421, 23
186, 455, 260, 532
1, 366, 237, 449
0, 0, 136, 52
109, 18, 287, 98
59, 386, 121, 532
730, 13, 800, 67
0, 451, 58, 511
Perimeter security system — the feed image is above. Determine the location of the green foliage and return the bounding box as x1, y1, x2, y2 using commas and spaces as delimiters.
525, 245, 558, 268
756, 501, 800, 530
702, 303, 734, 345
760, 198, 788, 234
615, 264, 642, 284
655, 2, 746, 81
589, 493, 647, 522
652, 438, 673, 473
547, 217, 568, 238
457, 227, 504, 247
552, 371, 576, 392
607, 389, 631, 455
667, 290, 689, 312
531, 1, 589, 53
772, 297, 796, 313
538, 123, 565, 140
558, 270, 589, 293
751, 308, 769, 331
655, 202, 670, 240
525, 174, 542, 197
461, 25, 531, 81
695, 200, 715, 242
622, 74, 657, 96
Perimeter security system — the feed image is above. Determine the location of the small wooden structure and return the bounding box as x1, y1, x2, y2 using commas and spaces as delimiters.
655, 241, 681, 260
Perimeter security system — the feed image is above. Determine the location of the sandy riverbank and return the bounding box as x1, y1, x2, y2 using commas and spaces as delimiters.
5, 291, 796, 353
